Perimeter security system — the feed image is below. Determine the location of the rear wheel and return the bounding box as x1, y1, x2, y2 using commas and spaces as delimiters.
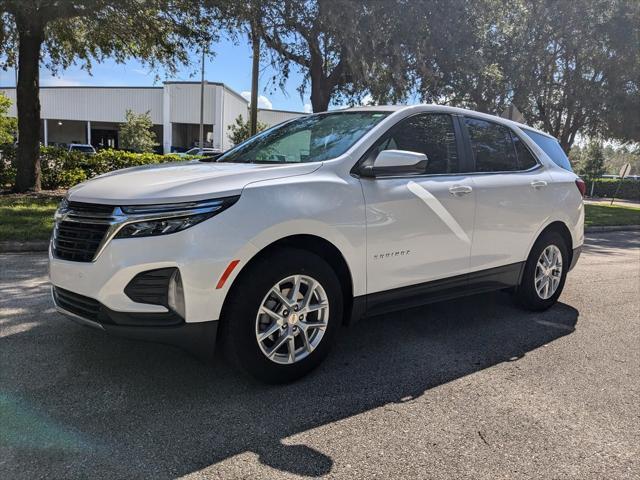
516, 231, 569, 311
221, 249, 342, 383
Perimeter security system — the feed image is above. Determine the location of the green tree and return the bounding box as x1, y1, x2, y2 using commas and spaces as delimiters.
227, 114, 267, 146
420, 0, 639, 153
0, 1, 220, 192
251, 0, 416, 112
580, 141, 606, 194
119, 110, 158, 153
0, 92, 17, 144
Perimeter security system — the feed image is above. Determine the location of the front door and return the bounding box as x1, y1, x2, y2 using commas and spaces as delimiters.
359, 113, 476, 297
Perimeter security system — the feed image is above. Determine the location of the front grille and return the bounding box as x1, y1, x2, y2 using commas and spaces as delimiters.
67, 201, 115, 216
52, 201, 115, 262
53, 286, 101, 321
53, 221, 110, 262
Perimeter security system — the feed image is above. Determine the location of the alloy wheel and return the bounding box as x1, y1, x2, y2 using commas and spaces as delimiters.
535, 244, 563, 300
255, 275, 330, 365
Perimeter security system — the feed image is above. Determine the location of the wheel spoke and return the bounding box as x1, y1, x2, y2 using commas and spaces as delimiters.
300, 278, 317, 309
305, 302, 328, 314
298, 327, 313, 352
260, 306, 282, 322
287, 336, 296, 363
258, 322, 281, 342
267, 333, 289, 358
289, 275, 302, 303
270, 287, 291, 308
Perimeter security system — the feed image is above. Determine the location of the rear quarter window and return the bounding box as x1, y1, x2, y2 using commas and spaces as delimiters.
523, 129, 573, 172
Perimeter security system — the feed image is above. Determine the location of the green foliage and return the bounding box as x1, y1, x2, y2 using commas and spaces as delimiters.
584, 203, 640, 227
227, 115, 268, 146
579, 142, 606, 188
0, 1, 218, 74
589, 179, 640, 201
0, 0, 221, 191
0, 92, 17, 144
0, 195, 60, 241
0, 145, 181, 190
119, 110, 158, 153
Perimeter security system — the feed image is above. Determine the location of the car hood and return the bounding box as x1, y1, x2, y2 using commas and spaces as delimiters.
67, 161, 322, 205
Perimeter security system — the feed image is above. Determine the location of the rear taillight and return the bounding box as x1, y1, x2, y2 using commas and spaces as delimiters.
575, 178, 586, 197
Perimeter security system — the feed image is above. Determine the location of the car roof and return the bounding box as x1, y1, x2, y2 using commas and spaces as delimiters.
340, 104, 556, 140
69, 143, 93, 147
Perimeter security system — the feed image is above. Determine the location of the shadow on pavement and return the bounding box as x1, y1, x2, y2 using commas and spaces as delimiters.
1, 290, 578, 478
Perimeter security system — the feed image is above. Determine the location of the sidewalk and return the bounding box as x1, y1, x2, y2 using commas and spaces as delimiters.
584, 198, 640, 208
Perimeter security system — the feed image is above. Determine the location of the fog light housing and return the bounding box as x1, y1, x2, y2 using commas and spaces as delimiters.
167, 269, 186, 319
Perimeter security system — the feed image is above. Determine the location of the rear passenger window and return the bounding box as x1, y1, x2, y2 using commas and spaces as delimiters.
368, 113, 459, 174
511, 133, 538, 170
464, 118, 518, 172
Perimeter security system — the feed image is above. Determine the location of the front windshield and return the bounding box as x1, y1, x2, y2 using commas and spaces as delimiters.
217, 111, 389, 164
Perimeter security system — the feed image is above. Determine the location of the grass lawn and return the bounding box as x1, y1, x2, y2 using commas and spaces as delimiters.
0, 193, 639, 243
0, 195, 61, 242
584, 203, 640, 228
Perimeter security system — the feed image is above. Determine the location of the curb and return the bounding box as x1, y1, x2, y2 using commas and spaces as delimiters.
585, 225, 640, 233
1, 225, 639, 254
0, 241, 50, 253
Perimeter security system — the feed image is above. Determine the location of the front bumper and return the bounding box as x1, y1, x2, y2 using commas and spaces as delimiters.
52, 286, 218, 359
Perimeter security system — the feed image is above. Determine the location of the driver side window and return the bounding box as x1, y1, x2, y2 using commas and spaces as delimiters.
363, 113, 459, 174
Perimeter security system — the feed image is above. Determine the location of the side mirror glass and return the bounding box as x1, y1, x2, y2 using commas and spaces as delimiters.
362, 149, 428, 177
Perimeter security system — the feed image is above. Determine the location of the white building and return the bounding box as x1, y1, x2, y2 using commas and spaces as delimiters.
0, 82, 304, 153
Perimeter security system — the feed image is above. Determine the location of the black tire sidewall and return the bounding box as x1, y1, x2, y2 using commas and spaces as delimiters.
517, 231, 569, 311
221, 248, 343, 383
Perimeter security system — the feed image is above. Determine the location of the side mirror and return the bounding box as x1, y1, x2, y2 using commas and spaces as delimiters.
361, 150, 428, 177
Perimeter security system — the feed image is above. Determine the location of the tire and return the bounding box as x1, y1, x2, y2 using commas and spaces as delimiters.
515, 231, 569, 311
220, 248, 343, 383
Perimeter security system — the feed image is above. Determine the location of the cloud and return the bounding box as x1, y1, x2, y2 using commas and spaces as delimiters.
240, 91, 273, 109
40, 77, 82, 87
303, 103, 312, 113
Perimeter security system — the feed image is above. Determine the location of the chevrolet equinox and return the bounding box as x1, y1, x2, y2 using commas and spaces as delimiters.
50, 105, 585, 383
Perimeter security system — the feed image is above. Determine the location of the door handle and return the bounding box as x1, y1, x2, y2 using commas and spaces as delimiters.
530, 180, 548, 189
449, 185, 473, 196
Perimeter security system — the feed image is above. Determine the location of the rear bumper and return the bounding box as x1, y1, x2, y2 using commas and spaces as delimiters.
569, 246, 582, 271
52, 286, 218, 360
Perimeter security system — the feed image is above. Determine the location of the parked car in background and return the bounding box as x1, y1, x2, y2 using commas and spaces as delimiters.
68, 143, 96, 154
178, 147, 222, 157
50, 105, 584, 383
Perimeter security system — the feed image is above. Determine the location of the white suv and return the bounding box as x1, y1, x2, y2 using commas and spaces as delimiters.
50, 105, 584, 383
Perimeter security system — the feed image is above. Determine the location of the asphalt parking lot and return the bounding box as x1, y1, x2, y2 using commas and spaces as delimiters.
1, 231, 639, 479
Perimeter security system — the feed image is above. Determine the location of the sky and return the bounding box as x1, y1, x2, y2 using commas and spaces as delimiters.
0, 35, 315, 113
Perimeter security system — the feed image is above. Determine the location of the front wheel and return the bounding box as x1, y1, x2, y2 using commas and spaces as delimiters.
221, 249, 343, 383
515, 231, 569, 311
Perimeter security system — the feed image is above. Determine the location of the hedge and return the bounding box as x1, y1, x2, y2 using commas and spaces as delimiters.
588, 178, 640, 201
0, 145, 182, 190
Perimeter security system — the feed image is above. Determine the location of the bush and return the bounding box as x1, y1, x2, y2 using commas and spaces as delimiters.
590, 178, 640, 201
0, 145, 182, 191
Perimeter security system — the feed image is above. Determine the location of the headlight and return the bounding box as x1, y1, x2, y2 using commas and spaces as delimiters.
54, 197, 70, 220
114, 196, 239, 239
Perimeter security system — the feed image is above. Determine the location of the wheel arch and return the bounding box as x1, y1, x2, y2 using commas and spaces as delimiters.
219, 234, 356, 330
530, 221, 574, 266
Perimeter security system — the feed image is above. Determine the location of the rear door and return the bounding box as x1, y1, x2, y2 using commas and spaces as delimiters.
359, 113, 476, 295
462, 117, 553, 272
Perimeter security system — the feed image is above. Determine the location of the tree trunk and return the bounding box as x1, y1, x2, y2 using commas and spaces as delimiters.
249, 13, 260, 135
14, 18, 44, 192
310, 78, 331, 112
